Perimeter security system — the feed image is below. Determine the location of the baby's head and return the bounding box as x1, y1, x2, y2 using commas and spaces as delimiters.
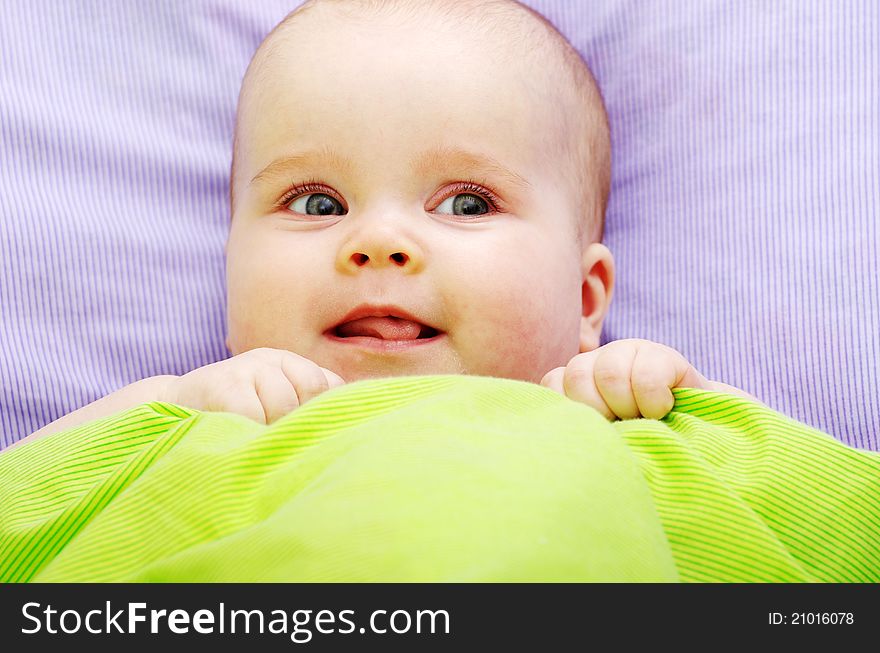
226, 0, 614, 383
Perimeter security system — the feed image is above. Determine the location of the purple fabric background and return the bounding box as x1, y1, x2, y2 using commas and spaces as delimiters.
1, 1, 877, 449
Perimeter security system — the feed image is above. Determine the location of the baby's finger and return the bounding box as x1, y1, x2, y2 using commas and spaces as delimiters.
630, 345, 677, 419
539, 366, 565, 394
211, 388, 268, 424
561, 353, 616, 421
592, 342, 640, 419
279, 353, 331, 405
254, 367, 301, 423
321, 367, 346, 390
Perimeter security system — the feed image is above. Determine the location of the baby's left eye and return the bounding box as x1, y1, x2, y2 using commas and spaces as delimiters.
288, 193, 346, 216
435, 193, 490, 216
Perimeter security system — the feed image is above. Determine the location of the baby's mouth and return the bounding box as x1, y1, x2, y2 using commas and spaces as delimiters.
332, 316, 440, 341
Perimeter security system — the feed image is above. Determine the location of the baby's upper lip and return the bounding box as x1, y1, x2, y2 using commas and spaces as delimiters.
327, 304, 443, 334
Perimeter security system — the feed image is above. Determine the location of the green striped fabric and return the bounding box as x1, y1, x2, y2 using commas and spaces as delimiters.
0, 376, 877, 582
619, 392, 879, 582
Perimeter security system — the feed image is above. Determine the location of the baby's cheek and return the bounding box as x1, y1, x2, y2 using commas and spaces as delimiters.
226, 245, 313, 354
461, 281, 579, 382
513, 308, 576, 380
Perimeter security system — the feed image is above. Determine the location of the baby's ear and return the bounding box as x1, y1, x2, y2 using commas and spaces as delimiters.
579, 243, 615, 353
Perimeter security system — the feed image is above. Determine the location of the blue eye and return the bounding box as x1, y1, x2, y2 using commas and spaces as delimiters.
435, 193, 490, 216
288, 193, 346, 216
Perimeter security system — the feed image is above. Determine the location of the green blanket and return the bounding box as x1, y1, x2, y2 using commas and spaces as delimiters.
1, 376, 877, 582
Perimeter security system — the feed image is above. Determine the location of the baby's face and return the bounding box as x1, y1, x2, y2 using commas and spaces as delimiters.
227, 10, 608, 383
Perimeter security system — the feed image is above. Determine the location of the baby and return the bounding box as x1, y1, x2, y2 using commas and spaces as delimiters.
23, 0, 753, 444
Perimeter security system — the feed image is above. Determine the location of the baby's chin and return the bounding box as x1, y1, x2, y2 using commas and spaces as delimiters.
330, 357, 468, 383
326, 355, 547, 386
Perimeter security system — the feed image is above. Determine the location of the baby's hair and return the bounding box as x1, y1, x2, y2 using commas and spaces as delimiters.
231, 0, 610, 242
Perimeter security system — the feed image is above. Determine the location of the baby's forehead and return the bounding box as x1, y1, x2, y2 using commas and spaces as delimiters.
241, 2, 589, 155
240, 4, 570, 149
257, 0, 570, 86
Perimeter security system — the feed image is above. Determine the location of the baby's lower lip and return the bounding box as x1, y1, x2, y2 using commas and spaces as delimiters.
323, 332, 446, 352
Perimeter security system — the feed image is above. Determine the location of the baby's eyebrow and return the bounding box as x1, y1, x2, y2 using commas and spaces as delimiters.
249, 147, 531, 192
411, 147, 532, 192
249, 148, 354, 186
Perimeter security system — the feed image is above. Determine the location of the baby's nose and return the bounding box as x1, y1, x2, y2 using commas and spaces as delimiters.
336, 222, 424, 274
350, 251, 410, 267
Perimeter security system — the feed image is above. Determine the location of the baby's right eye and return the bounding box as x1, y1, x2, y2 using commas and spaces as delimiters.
288, 193, 346, 216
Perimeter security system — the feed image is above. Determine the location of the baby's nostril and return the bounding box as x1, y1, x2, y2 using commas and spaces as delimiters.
390, 252, 408, 265
352, 253, 369, 266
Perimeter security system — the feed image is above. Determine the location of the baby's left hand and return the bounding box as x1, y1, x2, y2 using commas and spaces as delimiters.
540, 338, 713, 420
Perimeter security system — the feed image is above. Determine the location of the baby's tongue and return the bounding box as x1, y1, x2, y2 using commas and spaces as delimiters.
337, 316, 423, 340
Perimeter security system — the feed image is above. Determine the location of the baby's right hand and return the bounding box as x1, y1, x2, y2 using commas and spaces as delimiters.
159, 348, 345, 424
